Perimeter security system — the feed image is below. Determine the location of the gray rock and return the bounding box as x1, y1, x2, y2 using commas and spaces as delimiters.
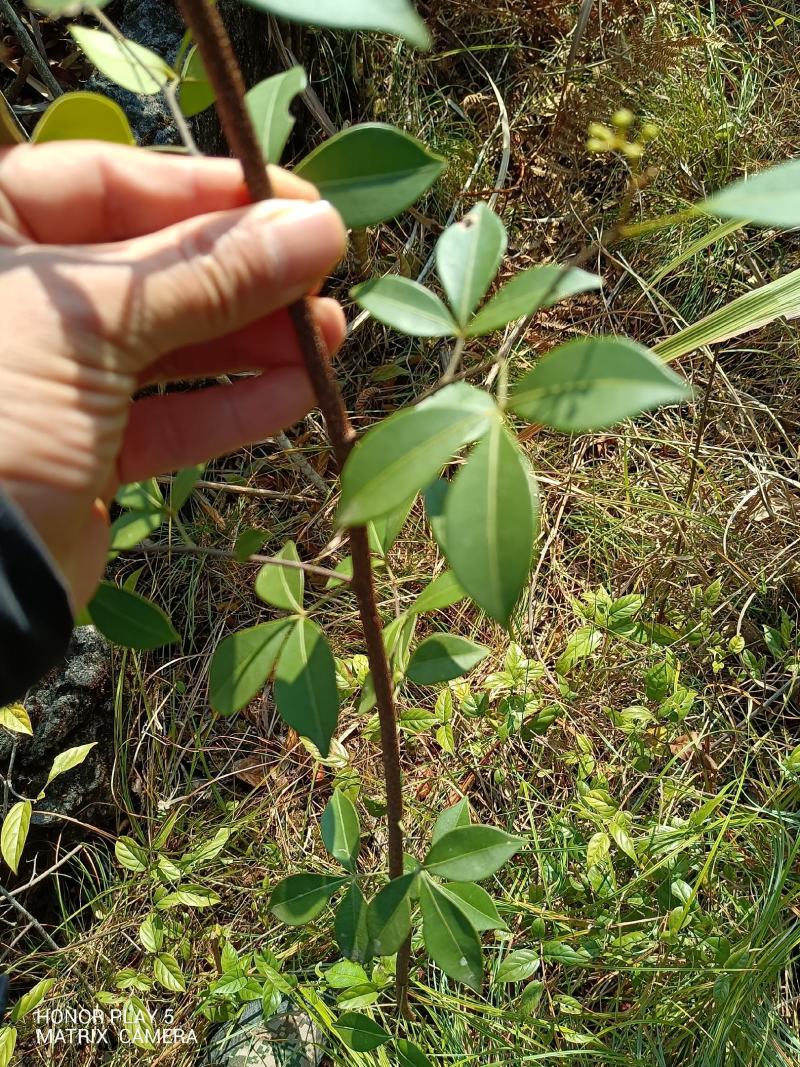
77, 1, 303, 152
85, 0, 185, 145
208, 1001, 325, 1067
0, 626, 115, 827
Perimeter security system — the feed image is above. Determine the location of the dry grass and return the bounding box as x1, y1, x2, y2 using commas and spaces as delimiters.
8, 1, 800, 1064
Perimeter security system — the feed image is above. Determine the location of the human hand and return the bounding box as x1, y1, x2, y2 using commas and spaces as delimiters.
0, 142, 347, 611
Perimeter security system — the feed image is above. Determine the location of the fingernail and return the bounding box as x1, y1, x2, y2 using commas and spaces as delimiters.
251, 199, 347, 285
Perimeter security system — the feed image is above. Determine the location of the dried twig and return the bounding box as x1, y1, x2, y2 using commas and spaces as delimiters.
128, 541, 350, 583
0, 0, 62, 99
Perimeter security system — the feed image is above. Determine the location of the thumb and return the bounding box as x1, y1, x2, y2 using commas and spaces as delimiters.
100, 198, 347, 365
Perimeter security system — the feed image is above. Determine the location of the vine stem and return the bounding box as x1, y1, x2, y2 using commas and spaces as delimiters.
174, 0, 410, 1013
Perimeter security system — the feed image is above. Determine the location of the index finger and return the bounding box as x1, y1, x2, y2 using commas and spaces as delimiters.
0, 141, 318, 244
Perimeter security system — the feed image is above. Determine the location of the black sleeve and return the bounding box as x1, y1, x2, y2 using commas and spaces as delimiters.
0, 491, 73, 704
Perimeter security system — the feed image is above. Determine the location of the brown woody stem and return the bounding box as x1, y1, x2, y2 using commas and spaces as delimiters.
175, 0, 410, 1013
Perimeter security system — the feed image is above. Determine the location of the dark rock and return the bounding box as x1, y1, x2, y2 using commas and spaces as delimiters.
85, 0, 185, 145
194, 0, 277, 156
0, 627, 115, 828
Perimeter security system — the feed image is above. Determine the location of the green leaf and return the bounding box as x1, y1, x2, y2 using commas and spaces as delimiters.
702, 159, 800, 229
467, 265, 601, 337
321, 790, 361, 871
424, 478, 449, 553
556, 625, 602, 674
295, 124, 445, 229
209, 619, 292, 716
27, 0, 111, 11
338, 383, 496, 526
423, 825, 523, 881
586, 831, 611, 870
255, 540, 304, 613
334, 1012, 391, 1053
398, 706, 437, 734
432, 798, 471, 843
369, 497, 415, 556
156, 854, 181, 881
115, 478, 163, 511
155, 884, 220, 909
436, 722, 455, 753
274, 619, 340, 757
326, 557, 354, 589
9, 978, 54, 1023
409, 571, 467, 616
242, 0, 431, 49
419, 877, 483, 991
496, 949, 540, 984
182, 827, 231, 869
395, 1039, 435, 1067
153, 953, 186, 992
270, 873, 349, 925
179, 45, 214, 118
335, 882, 371, 961
32, 91, 135, 144
325, 960, 370, 990
246, 66, 308, 163
115, 836, 149, 873
384, 613, 417, 671
520, 979, 545, 1014
653, 265, 800, 362
367, 872, 416, 955
0, 703, 32, 736
121, 996, 156, 1049
443, 421, 538, 624
541, 941, 591, 967
442, 882, 506, 931
510, 336, 690, 432
45, 742, 97, 787
88, 582, 179, 650
114, 970, 152, 992
234, 527, 268, 563
406, 634, 490, 685
139, 914, 165, 954
352, 276, 457, 337
69, 27, 174, 95
170, 464, 204, 511
436, 203, 507, 327
1, 801, 31, 874
109, 509, 163, 550
608, 811, 638, 863
0, 1028, 16, 1067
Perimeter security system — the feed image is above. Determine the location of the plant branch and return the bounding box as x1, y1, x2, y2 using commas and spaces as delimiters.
0, 0, 62, 100
175, 0, 409, 1012
0, 882, 59, 952
274, 430, 331, 495
123, 541, 350, 584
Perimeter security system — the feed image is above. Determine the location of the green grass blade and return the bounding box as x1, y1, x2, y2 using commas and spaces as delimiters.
653, 265, 800, 362
649, 217, 748, 286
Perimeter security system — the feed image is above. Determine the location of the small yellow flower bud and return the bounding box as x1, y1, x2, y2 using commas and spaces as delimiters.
587, 121, 612, 140
612, 107, 635, 129
641, 122, 660, 141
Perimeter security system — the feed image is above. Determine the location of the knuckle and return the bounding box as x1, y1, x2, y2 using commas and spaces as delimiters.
175, 224, 236, 327
174, 216, 277, 331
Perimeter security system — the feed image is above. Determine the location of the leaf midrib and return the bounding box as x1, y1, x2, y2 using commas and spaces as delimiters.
342, 409, 491, 520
